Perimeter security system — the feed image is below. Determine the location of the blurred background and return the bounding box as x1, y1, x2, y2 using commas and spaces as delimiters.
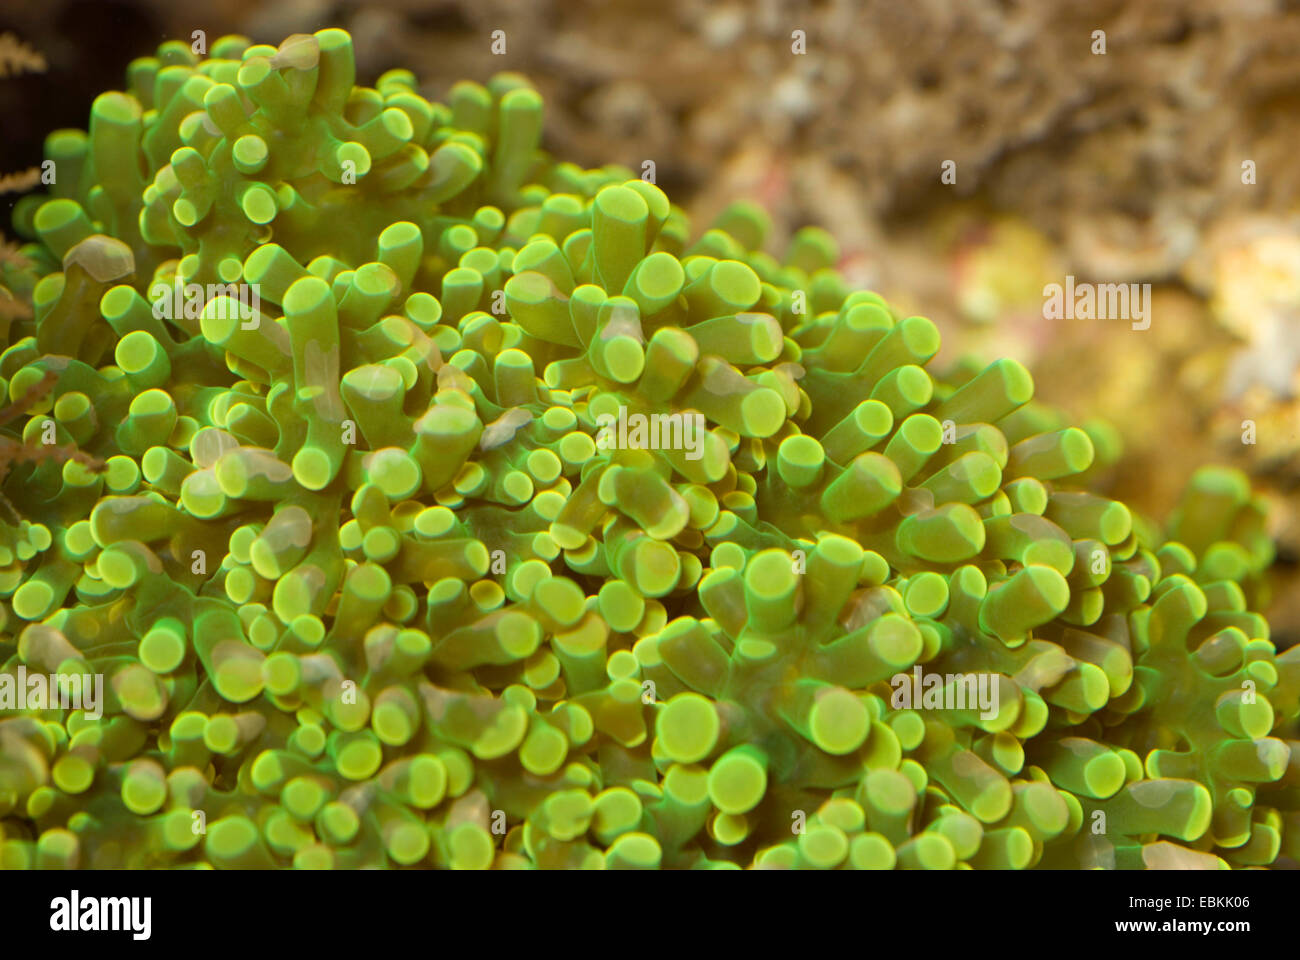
1, 0, 1297, 643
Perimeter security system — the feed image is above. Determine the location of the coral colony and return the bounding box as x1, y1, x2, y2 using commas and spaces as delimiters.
0, 28, 1295, 871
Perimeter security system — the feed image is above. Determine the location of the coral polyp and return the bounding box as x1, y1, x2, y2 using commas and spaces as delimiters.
0, 28, 1295, 870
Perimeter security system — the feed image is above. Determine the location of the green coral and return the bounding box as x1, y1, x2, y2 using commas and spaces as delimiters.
0, 29, 1296, 870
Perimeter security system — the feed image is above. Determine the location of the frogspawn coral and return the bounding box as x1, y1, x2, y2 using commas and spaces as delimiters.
0, 28, 1296, 870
